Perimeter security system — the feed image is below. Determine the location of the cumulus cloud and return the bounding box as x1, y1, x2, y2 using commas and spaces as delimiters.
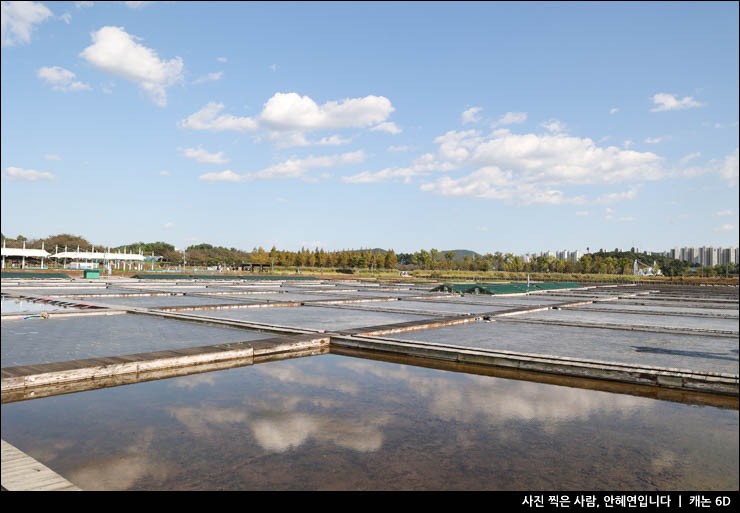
3, 166, 55, 181
540, 119, 567, 134
260, 92, 394, 130
59, 12, 71, 24
718, 148, 738, 187
370, 121, 402, 134
37, 66, 91, 92
80, 26, 184, 107
1, 1, 52, 47
595, 188, 638, 204
342, 153, 457, 184
124, 1, 153, 8
715, 224, 735, 232
609, 107, 619, 115
178, 146, 228, 164
680, 152, 701, 164
461, 106, 483, 125
193, 71, 222, 84
650, 93, 703, 112
644, 137, 663, 144
200, 151, 365, 182
179, 102, 257, 131
182, 92, 398, 146
417, 129, 663, 205
159, 170, 171, 177
217, 56, 227, 63
715, 209, 733, 217
75, 1, 95, 7
495, 111, 527, 126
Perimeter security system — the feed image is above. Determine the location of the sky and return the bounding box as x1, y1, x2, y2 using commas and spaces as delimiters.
1, 1, 738, 255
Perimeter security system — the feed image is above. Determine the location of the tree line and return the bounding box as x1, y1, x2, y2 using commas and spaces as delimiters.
2, 233, 736, 276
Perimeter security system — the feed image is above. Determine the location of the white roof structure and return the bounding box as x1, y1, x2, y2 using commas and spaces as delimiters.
52, 251, 145, 262
1, 247, 50, 258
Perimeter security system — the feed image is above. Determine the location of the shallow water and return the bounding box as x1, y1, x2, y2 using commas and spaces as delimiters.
1, 314, 271, 367
393, 321, 739, 375
2, 353, 737, 491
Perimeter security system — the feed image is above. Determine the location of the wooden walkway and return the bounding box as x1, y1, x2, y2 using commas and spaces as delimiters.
1, 440, 80, 491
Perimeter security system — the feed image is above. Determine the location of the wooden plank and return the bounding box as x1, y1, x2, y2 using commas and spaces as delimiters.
1, 440, 81, 491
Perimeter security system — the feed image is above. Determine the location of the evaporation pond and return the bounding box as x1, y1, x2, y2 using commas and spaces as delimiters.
1, 353, 737, 490
519, 308, 739, 332
391, 321, 739, 375
185, 305, 433, 331
1, 314, 271, 367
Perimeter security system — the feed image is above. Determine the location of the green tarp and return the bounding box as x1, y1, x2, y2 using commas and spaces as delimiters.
431, 282, 581, 295
1, 272, 71, 279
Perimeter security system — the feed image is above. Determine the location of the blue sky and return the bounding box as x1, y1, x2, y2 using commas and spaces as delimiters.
1, 1, 738, 254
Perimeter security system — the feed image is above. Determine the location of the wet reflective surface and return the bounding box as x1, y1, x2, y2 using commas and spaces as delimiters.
393, 321, 739, 374
185, 305, 434, 331
2, 353, 737, 490
1, 314, 271, 367
1, 297, 74, 314
519, 308, 739, 332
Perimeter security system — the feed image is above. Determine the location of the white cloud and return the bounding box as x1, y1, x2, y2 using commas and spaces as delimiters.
343, 153, 457, 184
183, 92, 397, 146
715, 209, 733, 217
495, 111, 527, 126
75, 1, 95, 7
178, 146, 228, 165
199, 169, 241, 183
124, 1, 153, 8
80, 26, 184, 107
715, 224, 735, 232
370, 121, 402, 134
159, 170, 171, 177
317, 135, 351, 146
609, 107, 619, 115
718, 148, 738, 187
59, 12, 71, 24
623, 139, 634, 149
37, 66, 91, 92
679, 151, 701, 164
540, 119, 567, 134
217, 56, 227, 63
644, 137, 663, 144
461, 106, 483, 125
3, 166, 55, 181
1, 1, 52, 47
650, 93, 703, 112
193, 71, 223, 84
261, 131, 351, 149
418, 129, 664, 205
179, 102, 257, 131
44, 154, 62, 161
595, 188, 638, 204
269, 63, 277, 72
604, 208, 636, 222
200, 151, 365, 182
163, 222, 174, 229
259, 92, 394, 130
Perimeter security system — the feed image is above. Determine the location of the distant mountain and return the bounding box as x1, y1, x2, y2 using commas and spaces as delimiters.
441, 249, 481, 260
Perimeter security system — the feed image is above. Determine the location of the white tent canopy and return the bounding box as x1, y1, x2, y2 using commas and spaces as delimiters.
1, 247, 50, 258
52, 251, 144, 261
